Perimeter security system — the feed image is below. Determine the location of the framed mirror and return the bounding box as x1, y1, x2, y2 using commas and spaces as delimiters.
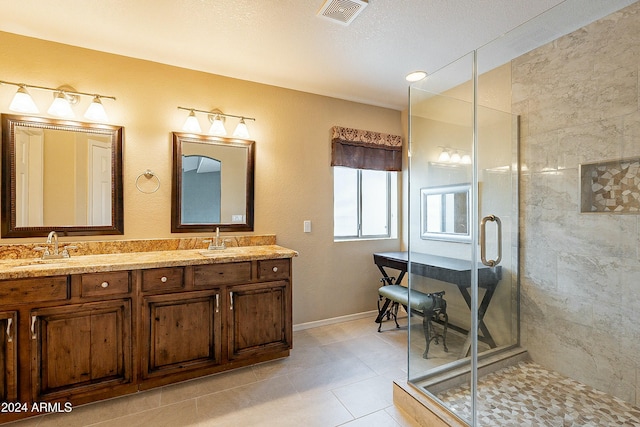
1, 114, 124, 238
171, 132, 254, 232
420, 183, 470, 242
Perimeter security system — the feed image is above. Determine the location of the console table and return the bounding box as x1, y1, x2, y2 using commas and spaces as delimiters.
373, 251, 502, 357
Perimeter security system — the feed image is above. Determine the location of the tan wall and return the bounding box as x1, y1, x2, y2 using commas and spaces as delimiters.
0, 31, 403, 324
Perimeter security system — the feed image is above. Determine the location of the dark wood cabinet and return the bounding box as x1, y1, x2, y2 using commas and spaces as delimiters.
30, 299, 133, 401
227, 280, 291, 360
0, 253, 293, 423
140, 259, 292, 388
0, 310, 18, 403
142, 290, 222, 379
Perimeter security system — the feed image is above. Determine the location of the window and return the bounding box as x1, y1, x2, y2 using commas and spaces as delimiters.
333, 167, 397, 240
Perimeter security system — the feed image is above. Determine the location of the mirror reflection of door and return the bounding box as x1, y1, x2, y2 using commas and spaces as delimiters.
181, 155, 221, 223
88, 139, 112, 226
15, 127, 44, 227
14, 125, 115, 227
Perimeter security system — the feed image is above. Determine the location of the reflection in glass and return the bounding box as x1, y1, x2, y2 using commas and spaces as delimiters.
14, 126, 112, 227
420, 184, 470, 241
181, 155, 221, 223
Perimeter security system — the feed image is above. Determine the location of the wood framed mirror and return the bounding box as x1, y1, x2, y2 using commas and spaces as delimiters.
1, 114, 124, 238
171, 132, 254, 233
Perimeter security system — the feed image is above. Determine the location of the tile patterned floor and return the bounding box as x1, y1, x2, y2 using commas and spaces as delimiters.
5, 317, 421, 427
436, 360, 640, 426
8, 315, 639, 426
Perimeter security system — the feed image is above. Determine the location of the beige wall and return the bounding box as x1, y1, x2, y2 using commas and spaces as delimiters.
514, 2, 640, 405
0, 31, 403, 324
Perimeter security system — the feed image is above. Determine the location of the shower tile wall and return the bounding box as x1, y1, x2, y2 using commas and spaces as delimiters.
512, 2, 640, 406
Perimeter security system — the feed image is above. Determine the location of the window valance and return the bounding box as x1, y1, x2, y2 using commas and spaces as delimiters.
330, 126, 403, 171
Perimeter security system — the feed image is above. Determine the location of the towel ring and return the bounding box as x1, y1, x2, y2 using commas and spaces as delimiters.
135, 169, 160, 194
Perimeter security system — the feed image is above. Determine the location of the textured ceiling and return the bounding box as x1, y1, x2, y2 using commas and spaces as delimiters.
0, 0, 635, 110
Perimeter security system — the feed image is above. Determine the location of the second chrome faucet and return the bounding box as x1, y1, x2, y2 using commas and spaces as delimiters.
204, 227, 226, 250
34, 231, 77, 259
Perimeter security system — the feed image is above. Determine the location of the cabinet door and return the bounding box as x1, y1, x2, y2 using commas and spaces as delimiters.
142, 290, 222, 378
30, 300, 132, 401
0, 311, 18, 402
227, 280, 292, 361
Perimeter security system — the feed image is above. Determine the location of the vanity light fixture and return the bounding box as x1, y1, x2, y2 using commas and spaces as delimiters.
450, 151, 461, 163
8, 85, 39, 113
232, 118, 250, 139
438, 148, 451, 162
84, 96, 109, 122
47, 91, 76, 118
0, 79, 116, 121
182, 109, 202, 133
209, 114, 227, 136
437, 146, 471, 165
178, 106, 256, 139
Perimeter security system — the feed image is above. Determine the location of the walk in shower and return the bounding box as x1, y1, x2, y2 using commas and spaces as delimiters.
404, 0, 640, 425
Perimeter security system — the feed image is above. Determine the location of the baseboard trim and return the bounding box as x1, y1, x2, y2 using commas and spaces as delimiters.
293, 310, 377, 331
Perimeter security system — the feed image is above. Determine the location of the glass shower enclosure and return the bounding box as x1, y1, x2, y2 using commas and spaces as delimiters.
405, 1, 638, 425
407, 49, 519, 425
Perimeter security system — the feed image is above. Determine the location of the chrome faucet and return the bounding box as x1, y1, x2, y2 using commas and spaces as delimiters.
33, 231, 77, 259
47, 231, 59, 256
204, 227, 226, 250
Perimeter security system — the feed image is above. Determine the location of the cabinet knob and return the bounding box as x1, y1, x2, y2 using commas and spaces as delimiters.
161, 276, 168, 283
272, 266, 278, 272
101, 281, 109, 288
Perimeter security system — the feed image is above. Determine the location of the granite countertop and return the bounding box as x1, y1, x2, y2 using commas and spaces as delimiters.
0, 245, 298, 280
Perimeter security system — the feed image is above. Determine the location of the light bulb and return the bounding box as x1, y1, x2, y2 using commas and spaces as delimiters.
9, 86, 39, 113
451, 151, 461, 163
208, 115, 227, 136
182, 110, 201, 133
84, 96, 109, 122
405, 71, 427, 82
47, 92, 74, 118
461, 154, 471, 164
232, 118, 250, 139
438, 150, 451, 162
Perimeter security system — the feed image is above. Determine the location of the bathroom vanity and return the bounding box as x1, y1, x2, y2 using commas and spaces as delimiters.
0, 242, 296, 423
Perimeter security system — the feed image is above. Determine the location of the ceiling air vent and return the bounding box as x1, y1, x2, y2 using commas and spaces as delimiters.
317, 0, 368, 26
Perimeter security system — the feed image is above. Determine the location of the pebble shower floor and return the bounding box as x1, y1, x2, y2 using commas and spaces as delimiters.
435, 360, 640, 426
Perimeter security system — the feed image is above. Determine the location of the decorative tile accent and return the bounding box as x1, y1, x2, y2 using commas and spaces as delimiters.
580, 158, 640, 213
435, 361, 640, 426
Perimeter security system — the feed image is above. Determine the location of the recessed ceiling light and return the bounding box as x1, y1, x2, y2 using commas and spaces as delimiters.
405, 71, 427, 82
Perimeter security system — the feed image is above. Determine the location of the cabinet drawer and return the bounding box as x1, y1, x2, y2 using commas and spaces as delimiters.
258, 259, 290, 281
0, 276, 69, 305
142, 267, 185, 292
81, 271, 130, 297
194, 262, 251, 287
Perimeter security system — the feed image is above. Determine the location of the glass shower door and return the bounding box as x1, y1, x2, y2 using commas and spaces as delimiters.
408, 50, 519, 425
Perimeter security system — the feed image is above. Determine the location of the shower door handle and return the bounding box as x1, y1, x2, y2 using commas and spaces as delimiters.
480, 214, 502, 267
